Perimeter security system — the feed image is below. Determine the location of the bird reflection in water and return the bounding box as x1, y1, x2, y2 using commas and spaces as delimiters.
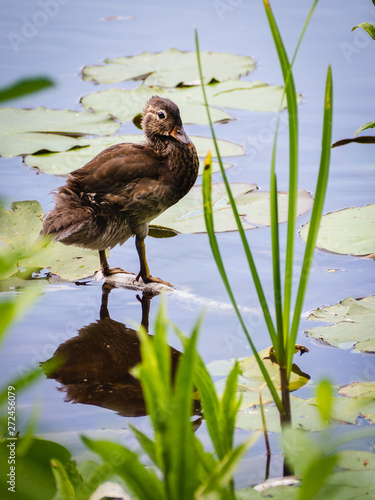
42, 285, 201, 421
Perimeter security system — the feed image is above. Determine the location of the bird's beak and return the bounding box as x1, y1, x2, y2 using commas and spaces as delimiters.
170, 125, 191, 145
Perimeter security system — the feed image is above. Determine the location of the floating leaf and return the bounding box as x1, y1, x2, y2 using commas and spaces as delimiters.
337, 450, 375, 471
236, 394, 375, 433
239, 346, 310, 393
205, 79, 297, 112
24, 135, 243, 176
0, 201, 99, 281
305, 296, 375, 353
82, 48, 255, 87
81, 86, 232, 125
300, 204, 375, 256
0, 107, 120, 157
338, 381, 375, 399
152, 186, 313, 234
81, 79, 299, 125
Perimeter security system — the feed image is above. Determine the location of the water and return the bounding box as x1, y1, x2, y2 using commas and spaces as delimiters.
1, 0, 375, 488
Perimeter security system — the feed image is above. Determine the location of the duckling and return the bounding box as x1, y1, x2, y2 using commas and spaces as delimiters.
41, 96, 199, 286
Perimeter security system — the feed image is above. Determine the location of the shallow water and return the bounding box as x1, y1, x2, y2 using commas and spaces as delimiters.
1, 0, 375, 488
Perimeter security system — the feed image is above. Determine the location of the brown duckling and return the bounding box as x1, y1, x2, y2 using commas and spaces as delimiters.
41, 96, 199, 285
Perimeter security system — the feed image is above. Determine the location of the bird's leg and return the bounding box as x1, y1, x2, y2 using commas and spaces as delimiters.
135, 236, 172, 287
99, 250, 135, 277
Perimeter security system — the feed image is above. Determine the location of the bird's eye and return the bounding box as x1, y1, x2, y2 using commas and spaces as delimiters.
157, 110, 166, 119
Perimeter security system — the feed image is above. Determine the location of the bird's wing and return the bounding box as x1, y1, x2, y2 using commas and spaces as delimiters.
70, 143, 168, 195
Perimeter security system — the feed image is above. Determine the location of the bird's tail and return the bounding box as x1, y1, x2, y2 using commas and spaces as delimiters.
41, 186, 91, 243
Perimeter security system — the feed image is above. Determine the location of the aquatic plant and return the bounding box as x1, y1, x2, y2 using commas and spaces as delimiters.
196, 0, 332, 431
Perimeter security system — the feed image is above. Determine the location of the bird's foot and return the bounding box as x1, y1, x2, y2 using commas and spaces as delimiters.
136, 273, 173, 288
102, 267, 135, 277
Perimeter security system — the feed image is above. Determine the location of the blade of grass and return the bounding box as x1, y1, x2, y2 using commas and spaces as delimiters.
220, 361, 242, 455
263, 0, 299, 338
195, 29, 279, 352
201, 150, 282, 413
82, 438, 165, 500
136, 325, 170, 435
153, 297, 171, 402
287, 65, 333, 374
259, 383, 271, 459
270, 142, 284, 360
194, 355, 225, 459
168, 315, 199, 500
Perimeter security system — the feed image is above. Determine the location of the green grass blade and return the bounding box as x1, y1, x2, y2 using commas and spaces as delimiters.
268, 2, 319, 361
287, 66, 333, 374
50, 459, 76, 500
290, 0, 319, 70
168, 317, 199, 500
197, 436, 258, 497
82, 437, 165, 500
195, 29, 279, 350
220, 361, 242, 455
270, 147, 284, 360
0, 77, 54, 103
194, 355, 224, 459
263, 0, 299, 337
136, 325, 169, 433
201, 150, 282, 412
129, 424, 159, 468
153, 297, 171, 401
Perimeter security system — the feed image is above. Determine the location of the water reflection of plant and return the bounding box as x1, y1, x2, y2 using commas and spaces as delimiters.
196, 0, 332, 440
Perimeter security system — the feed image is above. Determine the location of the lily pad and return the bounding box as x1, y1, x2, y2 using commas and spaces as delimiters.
24, 135, 244, 176
151, 186, 313, 234
300, 204, 375, 257
82, 48, 255, 87
305, 296, 375, 353
337, 450, 375, 471
205, 79, 295, 112
81, 86, 232, 125
236, 394, 375, 433
239, 346, 310, 393
0, 107, 120, 157
0, 201, 99, 281
338, 382, 375, 399
81, 80, 299, 125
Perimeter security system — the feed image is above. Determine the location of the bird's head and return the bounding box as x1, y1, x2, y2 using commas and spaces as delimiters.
142, 96, 191, 147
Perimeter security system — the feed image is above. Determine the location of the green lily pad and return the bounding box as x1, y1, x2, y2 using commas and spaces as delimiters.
236, 394, 375, 433
338, 382, 375, 399
305, 296, 375, 353
81, 86, 232, 125
151, 186, 313, 234
0, 107, 120, 158
24, 135, 243, 176
205, 79, 295, 112
239, 346, 310, 393
82, 48, 255, 87
338, 450, 375, 471
0, 201, 99, 281
81, 79, 299, 125
300, 204, 375, 257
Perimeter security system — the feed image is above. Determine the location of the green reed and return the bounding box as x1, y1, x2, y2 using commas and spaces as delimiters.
196, 0, 332, 428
